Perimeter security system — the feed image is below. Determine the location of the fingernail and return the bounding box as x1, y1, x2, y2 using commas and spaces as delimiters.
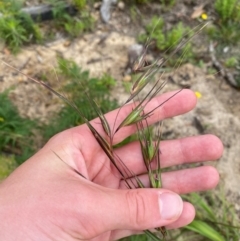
159, 192, 183, 220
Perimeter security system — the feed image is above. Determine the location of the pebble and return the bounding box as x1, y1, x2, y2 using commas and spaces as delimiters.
223, 46, 229, 53
128, 44, 144, 65
118, 1, 125, 10
123, 75, 132, 82
100, 0, 118, 23
94, 2, 101, 9
64, 41, 71, 47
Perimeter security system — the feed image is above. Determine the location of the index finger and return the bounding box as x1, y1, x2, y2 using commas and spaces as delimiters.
86, 89, 197, 145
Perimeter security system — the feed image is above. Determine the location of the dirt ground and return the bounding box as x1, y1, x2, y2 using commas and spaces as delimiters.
1, 1, 240, 217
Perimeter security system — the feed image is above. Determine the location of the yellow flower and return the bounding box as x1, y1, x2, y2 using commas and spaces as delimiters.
195, 91, 202, 98
0, 117, 4, 122
201, 13, 208, 20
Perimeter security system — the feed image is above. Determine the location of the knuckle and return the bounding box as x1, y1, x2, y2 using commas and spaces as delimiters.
125, 190, 147, 229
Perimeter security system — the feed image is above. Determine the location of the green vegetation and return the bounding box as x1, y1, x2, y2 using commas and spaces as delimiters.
120, 234, 148, 241
206, 0, 240, 44
0, 57, 118, 168
138, 16, 193, 65
160, 0, 175, 7
0, 155, 17, 180
0, 91, 38, 164
139, 16, 191, 51
183, 191, 240, 241
42, 57, 118, 140
0, 0, 42, 53
205, 0, 240, 86
127, 0, 153, 4
206, 22, 240, 45
47, 0, 95, 38
72, 0, 87, 10
225, 56, 238, 68
62, 11, 95, 38
126, 0, 175, 6
0, 0, 94, 52
138, 7, 239, 86
215, 0, 240, 23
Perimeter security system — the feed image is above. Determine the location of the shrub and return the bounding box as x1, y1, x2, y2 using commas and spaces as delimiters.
0, 91, 38, 164
0, 0, 42, 53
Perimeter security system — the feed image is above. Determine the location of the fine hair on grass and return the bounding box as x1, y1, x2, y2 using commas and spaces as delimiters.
2, 21, 225, 240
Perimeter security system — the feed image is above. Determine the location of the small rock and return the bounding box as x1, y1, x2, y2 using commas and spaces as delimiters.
223, 46, 229, 53
118, 1, 125, 10
128, 44, 144, 66
123, 75, 132, 82
235, 203, 240, 211
100, 0, 117, 23
37, 55, 43, 63
64, 40, 71, 47
3, 47, 10, 56
17, 76, 25, 82
93, 2, 101, 9
145, 54, 155, 64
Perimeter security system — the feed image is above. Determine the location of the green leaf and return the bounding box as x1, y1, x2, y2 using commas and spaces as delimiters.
185, 220, 225, 241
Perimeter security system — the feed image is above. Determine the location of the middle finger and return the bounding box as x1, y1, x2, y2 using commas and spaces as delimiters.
114, 134, 223, 176
119, 165, 219, 193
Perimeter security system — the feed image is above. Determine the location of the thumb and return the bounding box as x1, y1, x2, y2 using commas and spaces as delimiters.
101, 188, 183, 231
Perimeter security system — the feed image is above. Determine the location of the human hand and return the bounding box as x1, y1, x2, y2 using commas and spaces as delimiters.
0, 89, 223, 241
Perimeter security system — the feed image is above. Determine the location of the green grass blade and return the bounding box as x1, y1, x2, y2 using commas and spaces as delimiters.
191, 193, 217, 221
185, 220, 225, 241
144, 229, 164, 241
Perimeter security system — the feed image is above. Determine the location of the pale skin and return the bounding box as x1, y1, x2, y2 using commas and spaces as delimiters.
0, 89, 223, 241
